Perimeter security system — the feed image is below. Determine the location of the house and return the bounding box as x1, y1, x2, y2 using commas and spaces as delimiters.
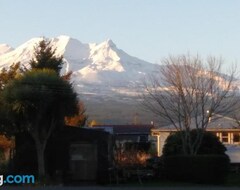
91, 125, 154, 151
151, 115, 240, 163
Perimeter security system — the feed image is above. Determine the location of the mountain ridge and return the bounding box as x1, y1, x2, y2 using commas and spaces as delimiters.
0, 36, 237, 124
0, 36, 160, 123
0, 36, 158, 93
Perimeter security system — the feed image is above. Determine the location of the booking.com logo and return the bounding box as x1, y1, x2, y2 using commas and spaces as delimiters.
0, 175, 35, 186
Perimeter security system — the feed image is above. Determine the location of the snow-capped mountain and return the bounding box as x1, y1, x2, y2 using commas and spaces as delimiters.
0, 36, 238, 124
0, 36, 158, 98
0, 44, 14, 56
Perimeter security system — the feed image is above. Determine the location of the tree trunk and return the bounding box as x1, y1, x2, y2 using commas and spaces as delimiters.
36, 143, 46, 183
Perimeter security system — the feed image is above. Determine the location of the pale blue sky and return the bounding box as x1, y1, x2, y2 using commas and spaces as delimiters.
0, 0, 240, 67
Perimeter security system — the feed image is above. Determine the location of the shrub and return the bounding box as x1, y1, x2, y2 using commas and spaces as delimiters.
163, 129, 226, 156
162, 129, 229, 184
115, 149, 151, 168
163, 155, 230, 184
146, 156, 164, 178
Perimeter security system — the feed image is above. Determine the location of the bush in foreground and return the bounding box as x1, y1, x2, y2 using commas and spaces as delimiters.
161, 129, 230, 184
163, 154, 230, 184
163, 129, 226, 156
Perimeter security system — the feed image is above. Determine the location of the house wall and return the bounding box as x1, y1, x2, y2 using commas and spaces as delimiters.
114, 134, 151, 149
151, 132, 170, 157
215, 132, 240, 145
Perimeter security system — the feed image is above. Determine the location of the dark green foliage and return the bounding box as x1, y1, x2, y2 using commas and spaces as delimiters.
0, 39, 80, 182
194, 130, 226, 155
163, 129, 226, 156
29, 39, 63, 75
0, 108, 13, 134
2, 69, 78, 181
162, 132, 184, 156
163, 155, 230, 184
0, 63, 23, 134
162, 130, 229, 184
0, 63, 21, 90
146, 156, 164, 178
2, 69, 78, 128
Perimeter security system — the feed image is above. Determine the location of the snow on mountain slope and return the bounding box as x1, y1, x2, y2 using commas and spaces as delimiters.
0, 37, 43, 68
0, 35, 158, 98
0, 44, 13, 55
72, 38, 157, 87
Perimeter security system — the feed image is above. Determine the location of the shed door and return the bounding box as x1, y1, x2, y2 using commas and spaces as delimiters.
69, 143, 97, 180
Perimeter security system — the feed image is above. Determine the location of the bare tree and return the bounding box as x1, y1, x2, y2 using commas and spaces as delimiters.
142, 55, 238, 155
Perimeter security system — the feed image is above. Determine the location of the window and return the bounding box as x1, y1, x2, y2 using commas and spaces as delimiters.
222, 132, 228, 143
233, 133, 240, 143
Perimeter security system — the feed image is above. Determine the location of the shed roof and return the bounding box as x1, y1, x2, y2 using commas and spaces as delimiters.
91, 125, 154, 135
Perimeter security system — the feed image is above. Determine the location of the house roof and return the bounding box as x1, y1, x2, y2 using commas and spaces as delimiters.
91, 125, 154, 135
152, 114, 240, 132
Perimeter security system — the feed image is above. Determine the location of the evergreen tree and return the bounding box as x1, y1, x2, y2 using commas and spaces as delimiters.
2, 69, 78, 181
29, 39, 63, 75
1, 39, 87, 182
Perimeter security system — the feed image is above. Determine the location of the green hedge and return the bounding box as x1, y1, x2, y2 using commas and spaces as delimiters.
163, 155, 230, 184
162, 130, 226, 156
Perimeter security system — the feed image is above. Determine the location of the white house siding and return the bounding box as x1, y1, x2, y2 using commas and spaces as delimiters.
151, 132, 170, 157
